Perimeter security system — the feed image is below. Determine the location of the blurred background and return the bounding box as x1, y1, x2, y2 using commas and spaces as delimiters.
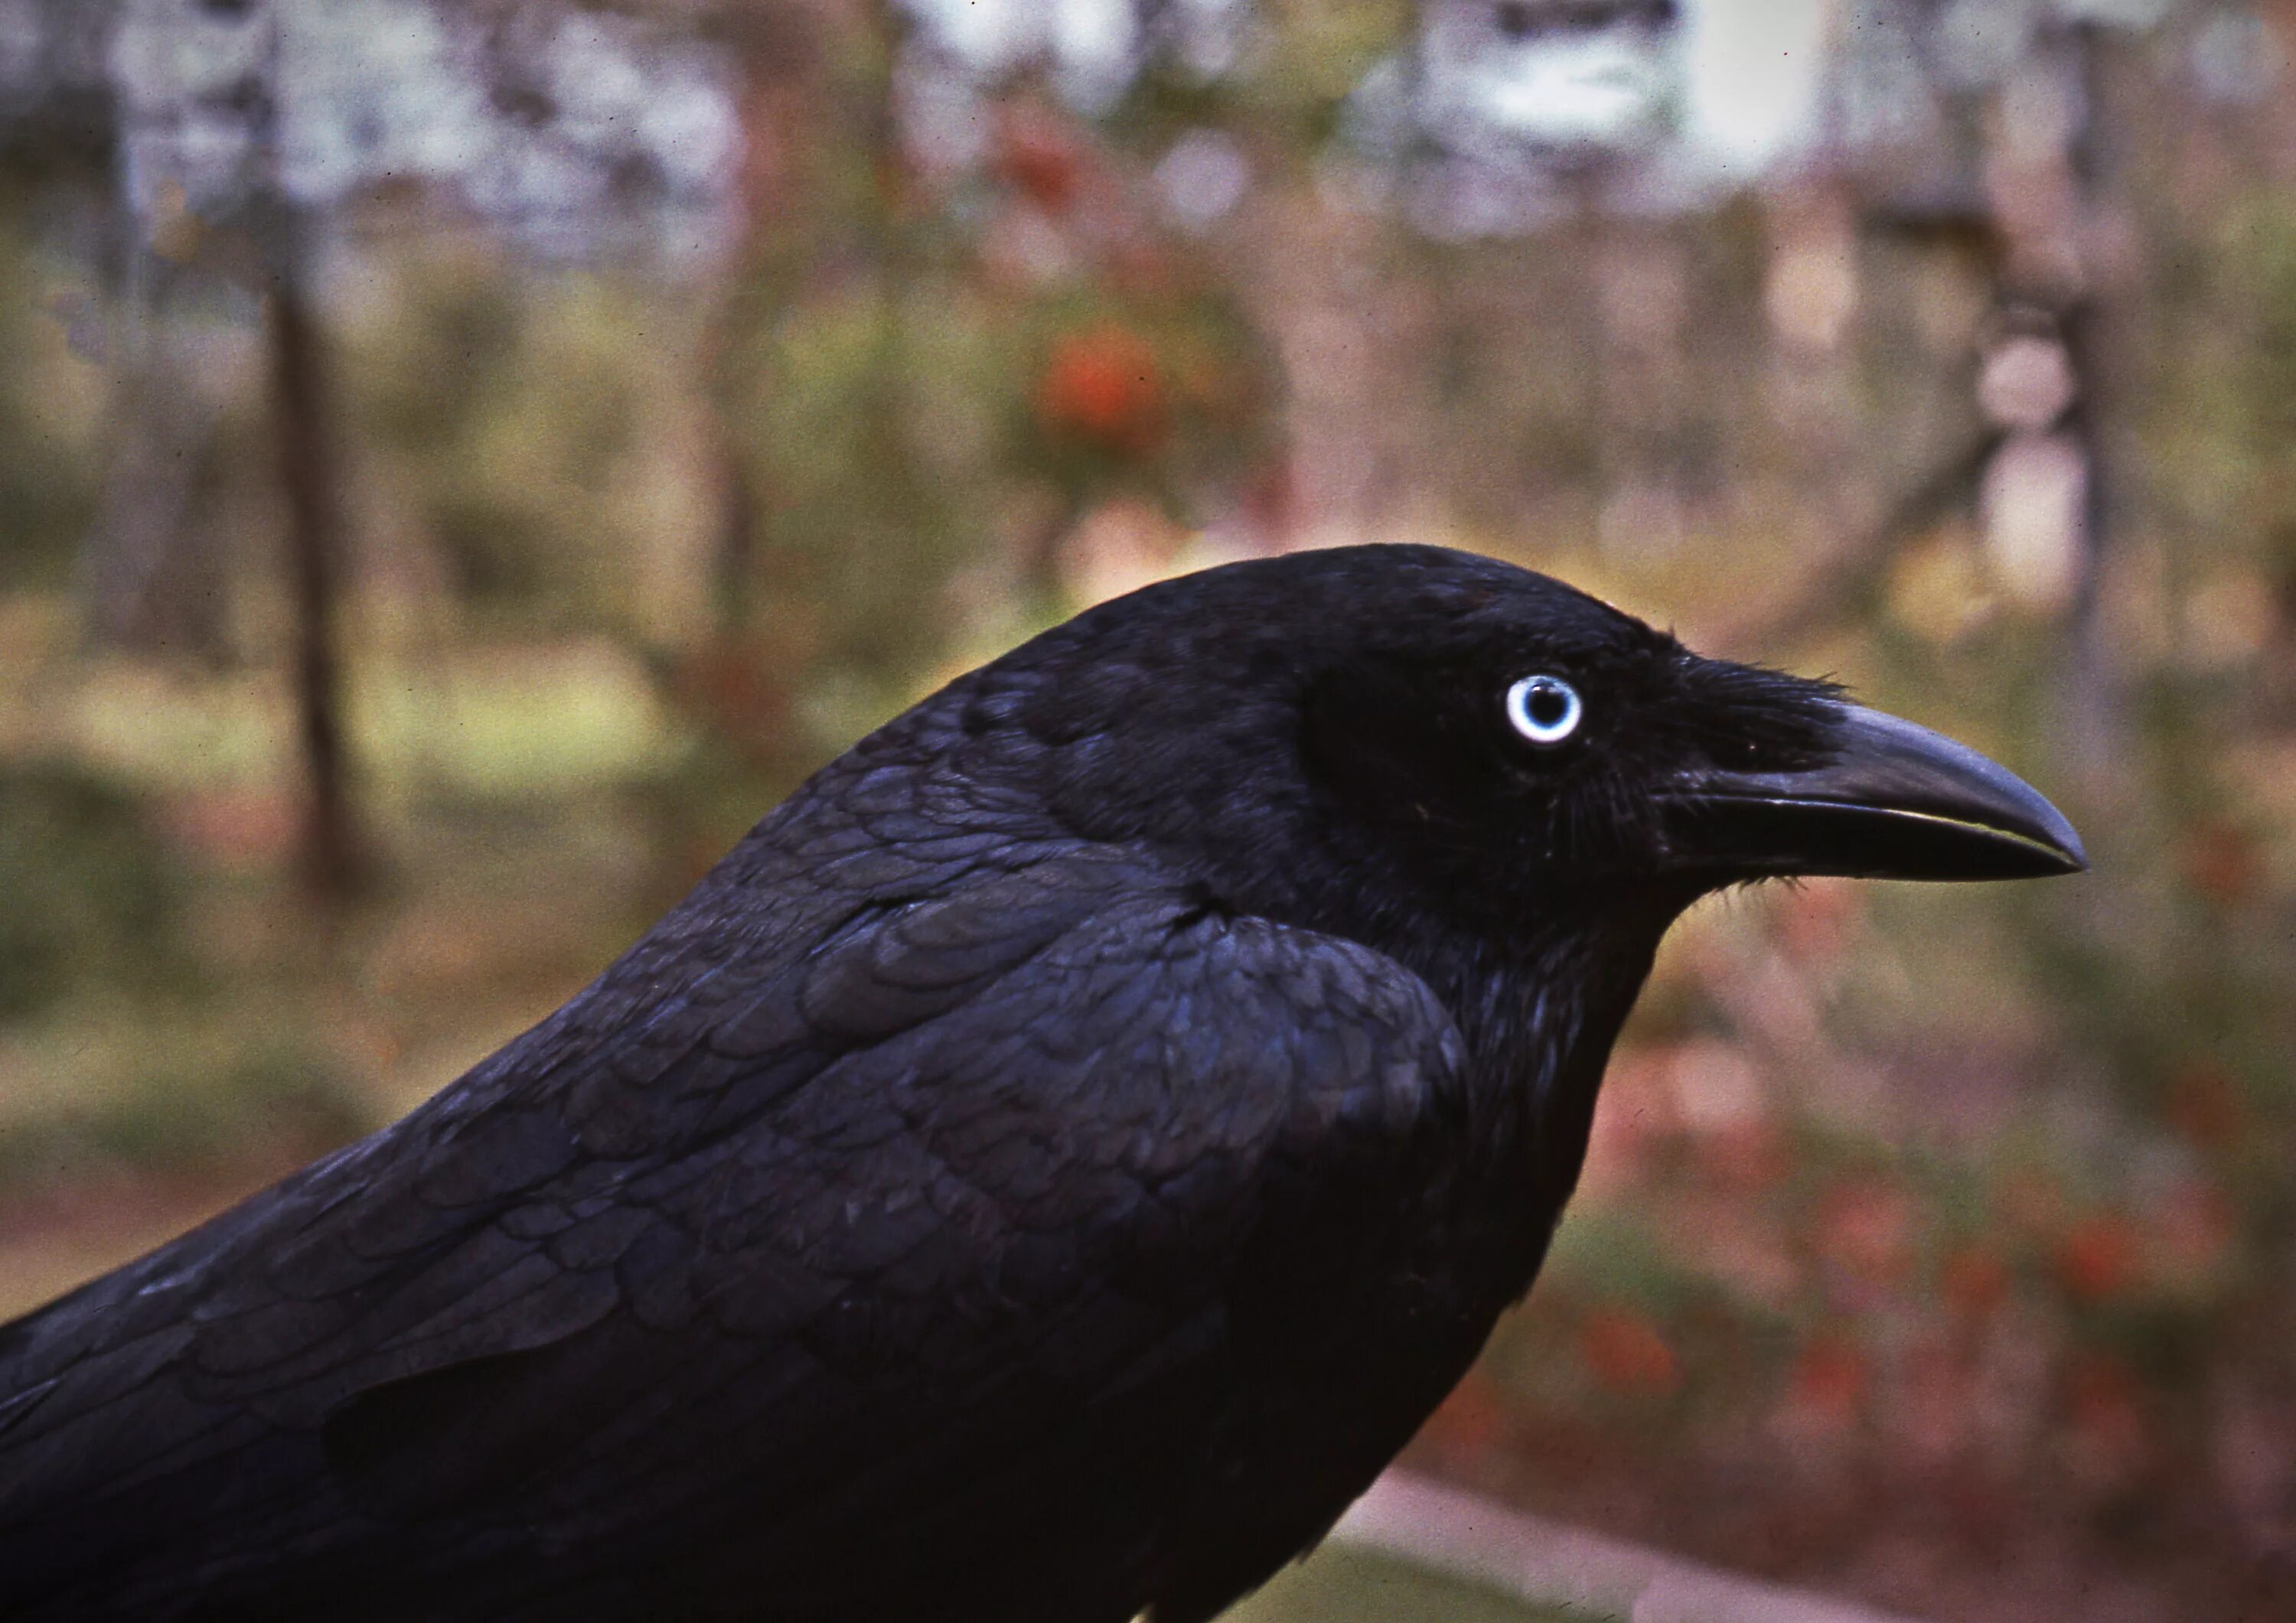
0, 0, 2290, 1618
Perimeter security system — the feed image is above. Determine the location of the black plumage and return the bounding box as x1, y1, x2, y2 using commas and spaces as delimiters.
0, 545, 2082, 1621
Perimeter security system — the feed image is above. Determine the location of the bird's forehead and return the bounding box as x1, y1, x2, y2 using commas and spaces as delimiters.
1011, 546, 1678, 695
1448, 581, 1659, 654
1333, 569, 1671, 673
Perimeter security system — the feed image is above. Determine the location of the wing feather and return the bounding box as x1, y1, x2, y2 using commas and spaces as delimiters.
0, 859, 1463, 1622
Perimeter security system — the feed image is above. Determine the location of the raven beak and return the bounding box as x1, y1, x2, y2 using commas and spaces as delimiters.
1662, 704, 2088, 882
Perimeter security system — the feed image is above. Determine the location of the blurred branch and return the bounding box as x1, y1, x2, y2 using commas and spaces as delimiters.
1708, 425, 2002, 657
2053, 22, 2132, 786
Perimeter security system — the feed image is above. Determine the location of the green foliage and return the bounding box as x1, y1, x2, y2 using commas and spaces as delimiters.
2219, 190, 2296, 577
347, 254, 660, 627
0, 188, 103, 591
726, 197, 1275, 750
738, 275, 1004, 696
0, 1048, 364, 1183
0, 763, 188, 1022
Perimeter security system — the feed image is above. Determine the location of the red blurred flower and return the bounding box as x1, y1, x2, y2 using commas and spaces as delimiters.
1939, 1243, 2011, 1323
2177, 818, 2262, 905
1814, 1176, 1914, 1284
1036, 324, 1167, 458
995, 105, 1087, 214
2165, 1060, 2245, 1152
1579, 1308, 1681, 1397
2152, 1178, 2236, 1279
2056, 1213, 2141, 1303
1897, 1338, 1979, 1461
1417, 1369, 1515, 1465
2063, 1353, 2150, 1488
1700, 1119, 1792, 1194
1784, 1332, 1870, 1429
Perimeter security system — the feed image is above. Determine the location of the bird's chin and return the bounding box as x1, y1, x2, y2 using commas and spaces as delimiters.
1655, 704, 2088, 884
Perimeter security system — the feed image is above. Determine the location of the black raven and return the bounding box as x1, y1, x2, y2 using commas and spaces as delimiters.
0, 546, 2082, 1621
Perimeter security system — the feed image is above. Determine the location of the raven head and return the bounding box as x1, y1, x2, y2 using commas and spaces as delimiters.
1001, 544, 2082, 949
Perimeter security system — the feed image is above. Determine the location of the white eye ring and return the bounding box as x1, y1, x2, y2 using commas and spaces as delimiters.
1506, 674, 1583, 745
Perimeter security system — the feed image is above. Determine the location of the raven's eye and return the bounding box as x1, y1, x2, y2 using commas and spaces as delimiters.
1505, 674, 1583, 745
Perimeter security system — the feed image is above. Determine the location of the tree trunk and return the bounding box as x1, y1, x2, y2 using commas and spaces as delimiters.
267, 228, 361, 901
